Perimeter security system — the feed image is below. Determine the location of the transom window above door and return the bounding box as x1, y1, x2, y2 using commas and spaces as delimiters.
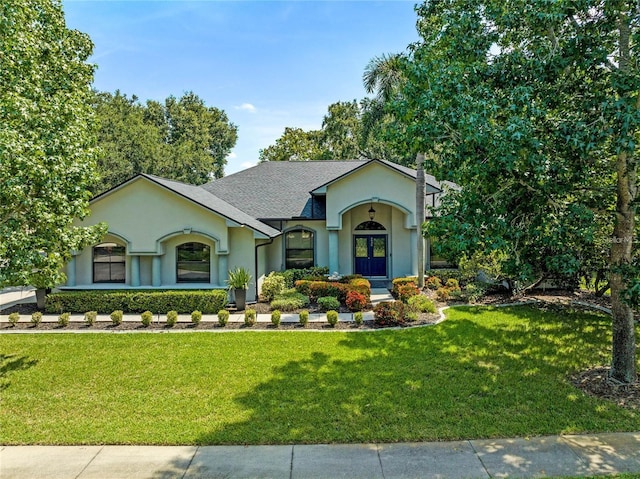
355, 221, 386, 231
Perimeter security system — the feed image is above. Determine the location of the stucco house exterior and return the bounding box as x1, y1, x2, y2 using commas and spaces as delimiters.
63, 159, 451, 299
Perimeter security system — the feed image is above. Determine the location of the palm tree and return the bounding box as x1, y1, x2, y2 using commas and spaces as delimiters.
362, 53, 426, 288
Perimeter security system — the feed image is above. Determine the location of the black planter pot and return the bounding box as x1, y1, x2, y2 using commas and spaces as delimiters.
234, 288, 246, 311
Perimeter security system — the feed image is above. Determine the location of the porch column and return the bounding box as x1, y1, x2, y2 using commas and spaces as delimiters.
130, 255, 140, 287
328, 230, 339, 274
218, 254, 228, 286
66, 255, 76, 287
152, 256, 162, 287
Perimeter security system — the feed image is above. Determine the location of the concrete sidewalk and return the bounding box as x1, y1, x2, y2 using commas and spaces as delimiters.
2, 432, 640, 479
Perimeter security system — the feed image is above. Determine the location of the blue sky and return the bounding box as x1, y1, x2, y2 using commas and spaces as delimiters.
63, 1, 421, 174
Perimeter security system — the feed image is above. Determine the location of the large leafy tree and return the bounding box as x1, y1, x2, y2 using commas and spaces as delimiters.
259, 100, 408, 164
0, 0, 106, 289
392, 0, 639, 382
95, 91, 237, 192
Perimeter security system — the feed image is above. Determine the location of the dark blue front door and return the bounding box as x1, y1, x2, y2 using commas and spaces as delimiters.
354, 235, 387, 277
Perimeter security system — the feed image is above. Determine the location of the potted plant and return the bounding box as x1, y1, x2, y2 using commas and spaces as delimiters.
226, 266, 252, 311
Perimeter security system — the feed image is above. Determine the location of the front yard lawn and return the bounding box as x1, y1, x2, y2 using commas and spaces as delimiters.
1, 305, 638, 445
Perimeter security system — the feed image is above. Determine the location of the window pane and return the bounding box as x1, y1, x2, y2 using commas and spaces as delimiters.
287, 231, 313, 249
93, 243, 125, 283
373, 237, 386, 258
285, 230, 314, 269
355, 238, 368, 258
110, 263, 126, 282
286, 252, 314, 269
177, 242, 210, 282
93, 263, 112, 282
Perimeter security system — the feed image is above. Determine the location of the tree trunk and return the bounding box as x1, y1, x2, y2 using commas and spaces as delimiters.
609, 12, 637, 384
416, 153, 426, 289
610, 148, 637, 384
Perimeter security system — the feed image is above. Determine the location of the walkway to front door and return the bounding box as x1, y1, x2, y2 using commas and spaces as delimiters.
354, 235, 387, 277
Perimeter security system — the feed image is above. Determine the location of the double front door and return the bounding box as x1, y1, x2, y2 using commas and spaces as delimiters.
354, 235, 387, 277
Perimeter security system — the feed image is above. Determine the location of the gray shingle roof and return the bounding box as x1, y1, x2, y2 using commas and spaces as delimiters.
203, 159, 448, 220
203, 161, 366, 219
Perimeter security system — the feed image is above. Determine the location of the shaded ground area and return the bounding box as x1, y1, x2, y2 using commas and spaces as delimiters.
573, 367, 640, 410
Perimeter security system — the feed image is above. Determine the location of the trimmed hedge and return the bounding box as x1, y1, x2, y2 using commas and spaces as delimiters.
294, 278, 371, 303
45, 289, 228, 314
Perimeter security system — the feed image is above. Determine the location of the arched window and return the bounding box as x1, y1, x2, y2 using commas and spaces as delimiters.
93, 243, 126, 283
176, 242, 211, 283
285, 229, 314, 269
355, 221, 386, 231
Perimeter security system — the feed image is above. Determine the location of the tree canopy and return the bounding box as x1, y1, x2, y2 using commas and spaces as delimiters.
0, 0, 106, 288
258, 100, 411, 165
94, 90, 237, 193
389, 0, 638, 382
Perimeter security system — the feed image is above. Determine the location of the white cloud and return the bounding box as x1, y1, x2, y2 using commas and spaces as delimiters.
235, 103, 257, 113
227, 152, 237, 159
241, 161, 258, 170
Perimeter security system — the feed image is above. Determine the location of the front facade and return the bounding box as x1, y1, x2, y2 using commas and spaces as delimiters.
65, 159, 449, 299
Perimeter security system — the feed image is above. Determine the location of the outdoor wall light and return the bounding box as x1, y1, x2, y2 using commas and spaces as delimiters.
368, 204, 376, 220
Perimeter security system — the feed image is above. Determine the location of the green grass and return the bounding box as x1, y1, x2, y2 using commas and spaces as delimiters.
1, 305, 638, 445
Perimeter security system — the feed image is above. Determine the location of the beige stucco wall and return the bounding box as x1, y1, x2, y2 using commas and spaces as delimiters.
68, 177, 257, 291
325, 162, 417, 229
326, 162, 417, 278
81, 178, 230, 254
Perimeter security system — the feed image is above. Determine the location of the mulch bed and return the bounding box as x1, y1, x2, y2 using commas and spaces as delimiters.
571, 367, 640, 410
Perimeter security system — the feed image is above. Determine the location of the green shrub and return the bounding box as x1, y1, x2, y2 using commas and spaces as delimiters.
405, 305, 419, 322
426, 269, 463, 286
191, 310, 202, 325
373, 301, 405, 327
392, 277, 418, 298
345, 290, 367, 312
436, 287, 451, 301
425, 276, 443, 290
295, 278, 371, 303
141, 310, 153, 327
244, 309, 256, 326
326, 310, 339, 327
317, 296, 340, 312
279, 267, 329, 288
407, 295, 436, 313
299, 309, 309, 326
461, 282, 488, 303
45, 289, 228, 314
270, 292, 309, 311
8, 312, 20, 327
217, 309, 229, 326
397, 283, 420, 303
31, 311, 42, 326
271, 310, 281, 327
84, 311, 97, 326
261, 272, 286, 301
58, 312, 70, 327
354, 311, 364, 326
110, 310, 123, 326
166, 310, 178, 327
446, 278, 460, 290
